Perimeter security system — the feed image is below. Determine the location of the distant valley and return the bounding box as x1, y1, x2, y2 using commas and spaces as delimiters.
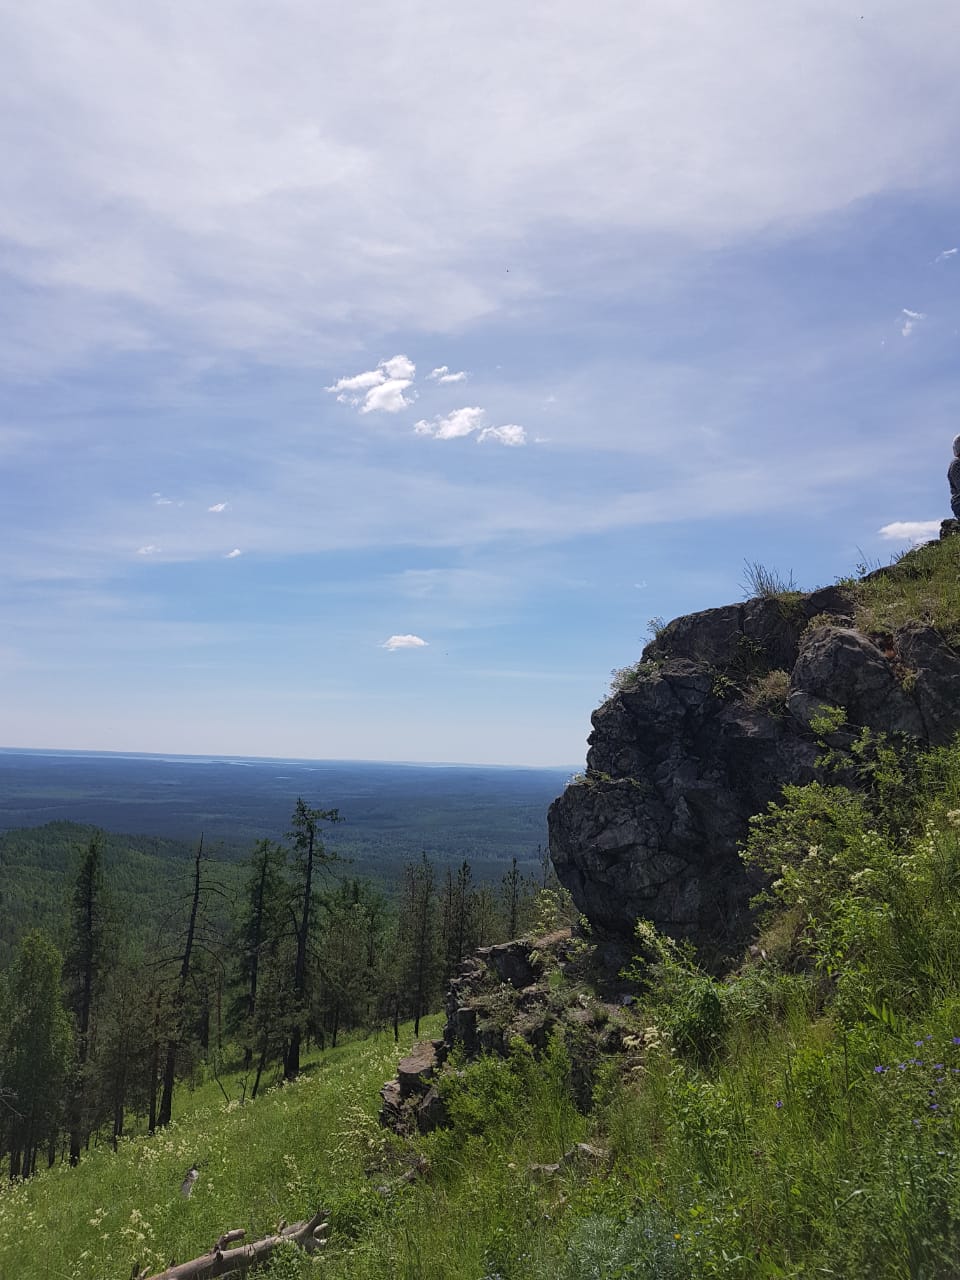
0, 749, 573, 882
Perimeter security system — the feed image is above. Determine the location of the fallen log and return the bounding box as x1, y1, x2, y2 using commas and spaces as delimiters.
142, 1209, 329, 1280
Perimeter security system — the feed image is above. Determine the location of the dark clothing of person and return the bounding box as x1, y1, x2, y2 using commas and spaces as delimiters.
950, 458, 960, 520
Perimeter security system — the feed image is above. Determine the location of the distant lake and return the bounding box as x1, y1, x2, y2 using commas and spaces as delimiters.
0, 749, 573, 879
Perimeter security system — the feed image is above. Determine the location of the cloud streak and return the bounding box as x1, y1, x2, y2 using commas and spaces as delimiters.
901, 308, 925, 337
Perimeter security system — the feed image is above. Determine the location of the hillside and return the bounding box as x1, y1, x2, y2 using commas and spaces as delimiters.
0, 822, 213, 964
4, 537, 960, 1278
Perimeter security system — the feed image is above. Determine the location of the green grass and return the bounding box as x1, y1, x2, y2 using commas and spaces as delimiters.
853, 535, 960, 636
0, 1019, 441, 1280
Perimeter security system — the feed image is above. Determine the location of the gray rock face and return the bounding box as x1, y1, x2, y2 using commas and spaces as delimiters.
548, 581, 960, 959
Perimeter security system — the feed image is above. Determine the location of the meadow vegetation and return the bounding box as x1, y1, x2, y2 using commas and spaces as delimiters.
5, 537, 960, 1277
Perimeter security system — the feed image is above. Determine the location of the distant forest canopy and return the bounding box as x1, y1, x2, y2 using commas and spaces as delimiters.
0, 751, 568, 878
0, 800, 573, 1178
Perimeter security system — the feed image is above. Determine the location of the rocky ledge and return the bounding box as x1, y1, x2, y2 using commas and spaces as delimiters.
548, 539, 960, 962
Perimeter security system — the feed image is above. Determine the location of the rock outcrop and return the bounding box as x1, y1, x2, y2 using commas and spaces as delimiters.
548, 549, 960, 961
379, 930, 635, 1133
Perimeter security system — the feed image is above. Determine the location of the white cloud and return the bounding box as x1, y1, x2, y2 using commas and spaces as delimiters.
152, 493, 173, 506
327, 369, 385, 396
381, 354, 415, 381
429, 366, 468, 383
326, 355, 416, 413
415, 406, 486, 440
901, 308, 926, 337
208, 501, 228, 512
137, 544, 161, 555
878, 520, 941, 543
936, 247, 958, 262
478, 424, 526, 447
381, 633, 428, 650
225, 548, 242, 558
361, 378, 415, 414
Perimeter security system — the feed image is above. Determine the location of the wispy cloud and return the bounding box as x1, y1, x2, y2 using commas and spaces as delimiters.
381, 633, 428, 650
137, 544, 161, 555
879, 520, 941, 543
326, 355, 416, 413
208, 502, 228, 513
478, 424, 526, 447
901, 308, 925, 337
429, 366, 468, 384
935, 248, 958, 262
224, 548, 242, 558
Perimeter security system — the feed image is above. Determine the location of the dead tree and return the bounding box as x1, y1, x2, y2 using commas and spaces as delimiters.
137, 1209, 328, 1280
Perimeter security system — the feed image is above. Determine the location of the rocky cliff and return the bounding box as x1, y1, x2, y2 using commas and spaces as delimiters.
548, 535, 960, 963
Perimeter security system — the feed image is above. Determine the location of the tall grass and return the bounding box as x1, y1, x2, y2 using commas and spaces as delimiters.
854, 535, 960, 635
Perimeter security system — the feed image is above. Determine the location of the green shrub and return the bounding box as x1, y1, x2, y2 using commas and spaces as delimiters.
560, 1209, 686, 1279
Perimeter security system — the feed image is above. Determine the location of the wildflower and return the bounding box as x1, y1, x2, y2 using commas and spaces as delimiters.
934, 1064, 945, 1070
775, 1100, 784, 1109
898, 1063, 907, 1071
874, 1065, 886, 1074
952, 1037, 960, 1045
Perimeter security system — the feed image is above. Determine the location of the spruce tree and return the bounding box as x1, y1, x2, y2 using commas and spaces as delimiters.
0, 932, 72, 1177
284, 800, 341, 1080
63, 835, 112, 1164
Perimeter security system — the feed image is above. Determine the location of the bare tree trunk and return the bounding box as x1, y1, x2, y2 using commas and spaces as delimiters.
141, 1209, 328, 1280
158, 837, 203, 1128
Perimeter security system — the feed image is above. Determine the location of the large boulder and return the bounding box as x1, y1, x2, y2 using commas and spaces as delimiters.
548, 577, 960, 961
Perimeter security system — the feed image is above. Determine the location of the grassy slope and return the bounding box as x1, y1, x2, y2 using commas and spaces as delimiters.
7, 539, 960, 1280
0, 1019, 441, 1280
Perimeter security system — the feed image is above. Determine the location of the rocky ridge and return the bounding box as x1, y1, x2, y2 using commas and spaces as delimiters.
548, 531, 960, 961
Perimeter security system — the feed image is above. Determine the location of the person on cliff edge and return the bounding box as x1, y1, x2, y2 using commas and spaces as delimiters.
949, 435, 960, 521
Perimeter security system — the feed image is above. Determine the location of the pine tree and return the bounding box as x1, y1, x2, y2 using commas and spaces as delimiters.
396, 854, 439, 1038
440, 860, 477, 979
63, 835, 113, 1165
284, 800, 341, 1080
0, 932, 73, 1177
231, 840, 288, 1070
315, 879, 387, 1046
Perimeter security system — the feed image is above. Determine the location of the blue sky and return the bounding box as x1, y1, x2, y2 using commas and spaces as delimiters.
1, 0, 959, 767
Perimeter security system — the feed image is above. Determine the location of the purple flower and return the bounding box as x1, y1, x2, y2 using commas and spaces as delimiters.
775, 1100, 783, 1109
916, 1040, 925, 1047
934, 1064, 945, 1071
952, 1037, 960, 1045
874, 1065, 886, 1074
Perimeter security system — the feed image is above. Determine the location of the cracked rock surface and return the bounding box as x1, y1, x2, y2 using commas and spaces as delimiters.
548, 573, 960, 959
